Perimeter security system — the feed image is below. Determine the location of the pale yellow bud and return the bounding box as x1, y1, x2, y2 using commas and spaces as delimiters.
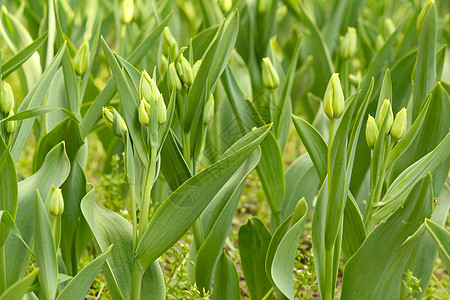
323, 73, 345, 120
73, 40, 90, 76
262, 57, 279, 89
391, 107, 407, 141
0, 82, 14, 114
365, 115, 378, 149
49, 188, 64, 217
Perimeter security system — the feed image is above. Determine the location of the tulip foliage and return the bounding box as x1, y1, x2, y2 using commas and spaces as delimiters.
0, 0, 449, 299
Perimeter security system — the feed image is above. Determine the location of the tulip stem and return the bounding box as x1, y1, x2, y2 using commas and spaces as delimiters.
140, 148, 157, 238
130, 260, 143, 300
130, 183, 138, 252
324, 249, 334, 300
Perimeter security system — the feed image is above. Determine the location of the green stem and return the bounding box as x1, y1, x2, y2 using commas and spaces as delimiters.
0, 244, 5, 294
130, 184, 138, 252
327, 120, 335, 192
130, 260, 143, 300
140, 149, 157, 239
182, 131, 191, 169
270, 89, 277, 122
324, 249, 334, 300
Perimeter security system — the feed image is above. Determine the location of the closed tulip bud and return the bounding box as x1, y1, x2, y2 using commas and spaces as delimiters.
156, 94, 167, 125
262, 57, 279, 89
417, 0, 434, 32
49, 188, 64, 217
139, 70, 155, 102
375, 34, 385, 52
220, 0, 232, 12
112, 109, 128, 137
5, 110, 16, 133
341, 27, 357, 59
376, 99, 393, 134
323, 73, 345, 120
138, 99, 150, 126
366, 115, 378, 149
177, 55, 194, 86
121, 0, 134, 24
160, 55, 168, 76
168, 62, 182, 91
384, 18, 396, 37
391, 108, 407, 141
162, 27, 179, 57
203, 94, 214, 125
192, 60, 202, 78
102, 106, 114, 130
0, 82, 14, 114
73, 40, 90, 76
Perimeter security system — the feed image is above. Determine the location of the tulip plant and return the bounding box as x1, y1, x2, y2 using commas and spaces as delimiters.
0, 0, 449, 299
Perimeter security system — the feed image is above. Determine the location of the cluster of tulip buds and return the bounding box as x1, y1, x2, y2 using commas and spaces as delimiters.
0, 81, 17, 134
365, 99, 406, 149
102, 106, 128, 137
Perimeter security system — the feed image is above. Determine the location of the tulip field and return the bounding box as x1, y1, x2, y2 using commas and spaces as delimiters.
0, 0, 449, 299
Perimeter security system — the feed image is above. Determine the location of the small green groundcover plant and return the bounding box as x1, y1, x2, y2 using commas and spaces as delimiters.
0, 0, 449, 299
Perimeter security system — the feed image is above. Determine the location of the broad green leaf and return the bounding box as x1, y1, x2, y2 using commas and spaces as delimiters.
211, 252, 240, 300
80, 14, 171, 138
281, 154, 319, 221
135, 124, 271, 271
101, 38, 147, 165
81, 187, 165, 300
376, 69, 392, 116
238, 218, 272, 300
391, 50, 417, 112
342, 193, 366, 260
0, 106, 79, 124
0, 137, 17, 245
268, 198, 308, 300
413, 0, 437, 120
341, 173, 434, 299
185, 25, 220, 61
184, 11, 239, 133
0, 7, 42, 91
373, 132, 450, 222
425, 219, 450, 272
9, 43, 66, 163
34, 191, 57, 300
0, 269, 38, 300
198, 0, 224, 27
195, 150, 260, 292
57, 245, 112, 300
292, 116, 327, 182
5, 143, 70, 287
1, 31, 47, 79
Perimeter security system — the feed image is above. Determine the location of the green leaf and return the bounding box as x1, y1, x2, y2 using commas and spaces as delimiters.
268, 198, 308, 299
292, 116, 327, 182
81, 186, 165, 300
5, 143, 70, 287
1, 31, 47, 79
211, 252, 240, 300
195, 149, 261, 292
0, 107, 79, 124
80, 14, 171, 138
341, 173, 434, 299
425, 218, 450, 272
57, 245, 112, 300
0, 137, 17, 245
34, 190, 57, 300
373, 132, 450, 222
413, 0, 437, 120
135, 124, 271, 271
238, 218, 272, 300
184, 11, 239, 133
0, 269, 38, 300
9, 43, 66, 163
342, 193, 366, 260
376, 69, 392, 116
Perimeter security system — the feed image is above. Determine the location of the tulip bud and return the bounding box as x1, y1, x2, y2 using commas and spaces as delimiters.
156, 94, 167, 125
102, 106, 114, 130
177, 55, 194, 86
192, 60, 202, 78
168, 62, 182, 91
417, 0, 434, 32
160, 55, 168, 76
375, 34, 385, 52
0, 82, 14, 114
162, 27, 179, 57
220, 0, 232, 12
139, 99, 150, 126
73, 40, 90, 76
121, 0, 134, 24
391, 107, 407, 141
376, 99, 393, 134
49, 188, 64, 217
139, 70, 157, 102
262, 57, 279, 89
5, 110, 16, 134
365, 115, 378, 149
203, 94, 214, 125
323, 73, 345, 120
383, 18, 395, 37
112, 109, 128, 137
341, 27, 357, 59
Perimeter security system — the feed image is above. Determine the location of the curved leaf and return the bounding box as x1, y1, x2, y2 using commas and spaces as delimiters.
211, 252, 240, 300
